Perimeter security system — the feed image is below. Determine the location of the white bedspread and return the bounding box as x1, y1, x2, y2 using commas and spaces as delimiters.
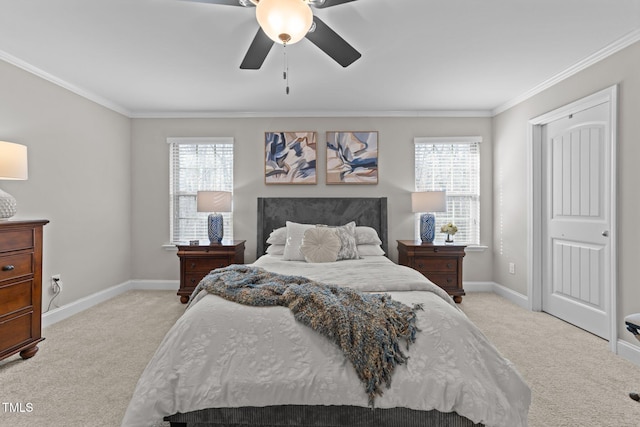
122, 256, 530, 427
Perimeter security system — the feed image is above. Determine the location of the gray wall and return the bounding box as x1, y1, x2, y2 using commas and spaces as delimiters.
493, 40, 640, 344
0, 60, 132, 310
130, 117, 494, 281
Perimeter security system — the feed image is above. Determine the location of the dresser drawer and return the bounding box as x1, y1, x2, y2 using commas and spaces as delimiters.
0, 279, 33, 315
413, 257, 457, 273
184, 257, 231, 272
0, 253, 34, 282
0, 311, 33, 351
0, 229, 34, 253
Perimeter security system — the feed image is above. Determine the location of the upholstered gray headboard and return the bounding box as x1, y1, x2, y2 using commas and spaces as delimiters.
257, 197, 388, 258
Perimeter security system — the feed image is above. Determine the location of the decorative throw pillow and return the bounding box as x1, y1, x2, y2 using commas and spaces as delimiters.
300, 228, 341, 263
318, 221, 359, 260
355, 226, 383, 245
266, 244, 285, 255
266, 227, 287, 245
283, 221, 315, 261
356, 244, 385, 256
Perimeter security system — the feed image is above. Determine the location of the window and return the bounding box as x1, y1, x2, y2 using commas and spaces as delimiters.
169, 137, 234, 244
414, 137, 481, 245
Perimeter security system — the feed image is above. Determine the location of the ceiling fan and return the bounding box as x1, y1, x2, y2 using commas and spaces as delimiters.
186, 0, 361, 69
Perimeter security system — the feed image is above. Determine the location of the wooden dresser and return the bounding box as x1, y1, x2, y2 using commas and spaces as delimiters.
176, 240, 245, 303
0, 219, 49, 361
397, 240, 466, 303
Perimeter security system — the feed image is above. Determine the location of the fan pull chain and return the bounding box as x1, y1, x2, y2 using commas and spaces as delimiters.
283, 44, 290, 95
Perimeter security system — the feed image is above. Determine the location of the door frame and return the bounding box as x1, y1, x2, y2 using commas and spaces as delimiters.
526, 85, 618, 352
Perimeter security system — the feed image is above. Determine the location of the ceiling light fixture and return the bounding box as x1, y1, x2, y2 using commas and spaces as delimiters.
255, 0, 313, 45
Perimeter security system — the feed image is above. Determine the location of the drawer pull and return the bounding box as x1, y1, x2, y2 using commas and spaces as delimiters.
190, 278, 197, 284
417, 262, 424, 269
433, 247, 439, 253
447, 278, 453, 283
190, 262, 196, 269
2, 265, 15, 271
447, 263, 453, 269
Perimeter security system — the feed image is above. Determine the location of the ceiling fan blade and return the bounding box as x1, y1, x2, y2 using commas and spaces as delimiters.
181, 0, 248, 7
311, 0, 358, 9
240, 28, 275, 69
305, 16, 361, 67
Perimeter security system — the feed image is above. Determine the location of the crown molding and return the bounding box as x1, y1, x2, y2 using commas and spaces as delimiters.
4, 27, 639, 120
128, 109, 493, 119
0, 49, 131, 117
493, 28, 640, 116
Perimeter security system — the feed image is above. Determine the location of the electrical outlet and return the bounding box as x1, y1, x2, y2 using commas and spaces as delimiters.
51, 274, 62, 293
509, 263, 516, 275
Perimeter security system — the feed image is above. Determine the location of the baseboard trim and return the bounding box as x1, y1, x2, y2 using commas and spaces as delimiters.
617, 339, 640, 366
129, 280, 179, 291
42, 280, 179, 328
464, 281, 530, 309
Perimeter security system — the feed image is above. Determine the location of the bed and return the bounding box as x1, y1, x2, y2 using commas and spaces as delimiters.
122, 197, 530, 427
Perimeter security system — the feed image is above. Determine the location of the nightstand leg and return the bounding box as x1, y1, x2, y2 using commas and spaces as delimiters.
180, 295, 189, 304
453, 295, 462, 304
20, 345, 39, 359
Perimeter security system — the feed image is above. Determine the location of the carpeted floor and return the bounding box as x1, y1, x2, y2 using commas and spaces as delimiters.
1, 290, 640, 426
460, 293, 640, 427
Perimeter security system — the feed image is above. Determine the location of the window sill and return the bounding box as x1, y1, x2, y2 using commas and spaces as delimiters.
163, 244, 178, 251
464, 245, 488, 253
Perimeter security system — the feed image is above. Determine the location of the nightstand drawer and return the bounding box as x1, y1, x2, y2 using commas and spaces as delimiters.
414, 257, 457, 272
184, 257, 231, 272
184, 272, 209, 289
0, 253, 34, 282
0, 279, 33, 315
0, 229, 34, 253
426, 273, 458, 290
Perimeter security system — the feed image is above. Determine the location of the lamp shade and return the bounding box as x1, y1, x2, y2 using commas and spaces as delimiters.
256, 0, 313, 45
197, 191, 232, 213
411, 191, 446, 213
0, 141, 28, 180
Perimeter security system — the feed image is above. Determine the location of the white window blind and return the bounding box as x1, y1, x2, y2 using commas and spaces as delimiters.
414, 137, 481, 245
169, 137, 234, 244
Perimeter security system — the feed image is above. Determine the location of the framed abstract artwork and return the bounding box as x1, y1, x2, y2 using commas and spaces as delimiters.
264, 131, 317, 184
326, 131, 378, 184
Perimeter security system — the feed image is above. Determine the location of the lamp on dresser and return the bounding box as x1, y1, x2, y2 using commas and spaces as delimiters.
0, 141, 28, 219
411, 191, 446, 243
197, 191, 232, 244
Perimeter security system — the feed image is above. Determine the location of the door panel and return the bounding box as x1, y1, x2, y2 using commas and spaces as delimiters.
543, 102, 610, 339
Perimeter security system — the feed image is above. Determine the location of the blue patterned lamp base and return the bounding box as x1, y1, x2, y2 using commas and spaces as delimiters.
419, 213, 436, 243
208, 213, 224, 243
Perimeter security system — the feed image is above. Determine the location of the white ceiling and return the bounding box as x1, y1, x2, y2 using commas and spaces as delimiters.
1, 0, 639, 117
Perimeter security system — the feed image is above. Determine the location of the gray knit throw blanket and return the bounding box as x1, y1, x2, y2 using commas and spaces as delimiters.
193, 264, 422, 406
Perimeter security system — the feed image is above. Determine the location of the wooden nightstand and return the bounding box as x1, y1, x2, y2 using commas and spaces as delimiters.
397, 240, 466, 303
176, 240, 245, 303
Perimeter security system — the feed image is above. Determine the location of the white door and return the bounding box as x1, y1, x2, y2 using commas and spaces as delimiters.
542, 101, 611, 339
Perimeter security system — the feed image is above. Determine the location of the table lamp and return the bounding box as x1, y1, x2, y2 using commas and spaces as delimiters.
411, 191, 446, 243
197, 191, 232, 243
0, 141, 28, 219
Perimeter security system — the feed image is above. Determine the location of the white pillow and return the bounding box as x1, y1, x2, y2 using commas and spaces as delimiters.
266, 244, 285, 255
355, 226, 382, 245
266, 227, 287, 245
300, 228, 341, 263
283, 221, 315, 261
356, 244, 385, 256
